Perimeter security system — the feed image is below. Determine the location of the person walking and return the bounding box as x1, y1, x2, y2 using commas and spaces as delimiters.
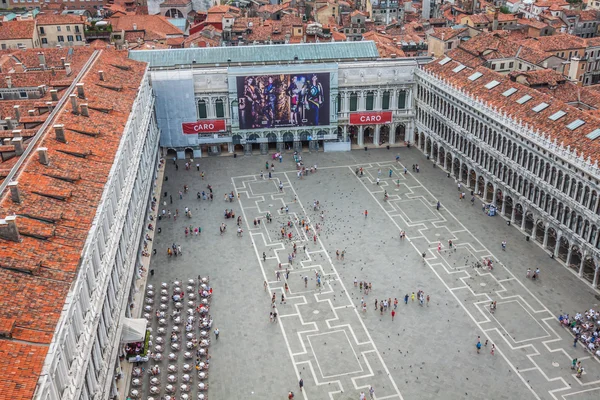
369, 386, 375, 399
476, 340, 482, 354
299, 378, 304, 392
490, 343, 495, 355
404, 294, 409, 304
214, 328, 219, 340
426, 294, 430, 307
389, 168, 393, 178
411, 292, 415, 302
364, 210, 368, 218
391, 309, 396, 321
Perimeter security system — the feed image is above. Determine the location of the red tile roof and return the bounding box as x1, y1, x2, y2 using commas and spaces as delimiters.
423, 58, 600, 164
0, 48, 148, 400
36, 14, 86, 25
109, 15, 184, 41
0, 20, 36, 41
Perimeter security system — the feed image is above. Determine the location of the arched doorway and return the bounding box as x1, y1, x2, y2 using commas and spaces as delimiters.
495, 189, 503, 208
557, 237, 569, 262
166, 148, 177, 159
569, 246, 582, 272
184, 147, 194, 160
446, 153, 452, 173
349, 126, 359, 145
477, 176, 485, 196
283, 132, 294, 151
248, 133, 260, 152
395, 124, 406, 143
267, 132, 278, 151
453, 159, 460, 177
469, 171, 477, 190
546, 227, 557, 253
582, 256, 596, 284
504, 196, 513, 218
364, 127, 374, 144
425, 137, 432, 155
485, 182, 494, 203
461, 164, 468, 184
232, 134, 243, 153
524, 212, 534, 234
514, 203, 524, 226
419, 132, 425, 150
300, 131, 311, 150
535, 221, 545, 243
380, 125, 390, 145
432, 142, 438, 161
438, 146, 445, 167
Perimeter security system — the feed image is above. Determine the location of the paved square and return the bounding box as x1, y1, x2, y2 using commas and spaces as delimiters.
140, 148, 600, 400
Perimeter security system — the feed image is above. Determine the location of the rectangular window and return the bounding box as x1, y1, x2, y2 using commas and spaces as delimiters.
76, 35, 82, 41
66, 25, 71, 31
491, 64, 497, 70
19, 91, 27, 98
41, 38, 47, 44
67, 35, 73, 42
509, 62, 514, 68
75, 25, 80, 33
397, 90, 406, 109
57, 26, 61, 31
39, 27, 45, 34
500, 63, 505, 69
382, 91, 390, 110
57, 35, 64, 42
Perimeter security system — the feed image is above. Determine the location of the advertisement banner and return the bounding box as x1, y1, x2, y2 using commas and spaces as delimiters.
349, 111, 393, 125
182, 120, 226, 134
236, 73, 330, 130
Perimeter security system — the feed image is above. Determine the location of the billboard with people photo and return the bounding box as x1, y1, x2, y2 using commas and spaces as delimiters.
236, 73, 330, 130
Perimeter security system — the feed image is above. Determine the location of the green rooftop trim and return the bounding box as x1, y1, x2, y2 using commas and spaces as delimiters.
128, 42, 380, 67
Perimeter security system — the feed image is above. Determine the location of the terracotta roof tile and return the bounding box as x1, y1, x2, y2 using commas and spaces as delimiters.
109, 15, 184, 41
0, 21, 36, 41
36, 14, 86, 25
0, 48, 148, 400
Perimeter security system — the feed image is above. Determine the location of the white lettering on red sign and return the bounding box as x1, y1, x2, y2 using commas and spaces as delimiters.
359, 115, 383, 122
195, 124, 215, 131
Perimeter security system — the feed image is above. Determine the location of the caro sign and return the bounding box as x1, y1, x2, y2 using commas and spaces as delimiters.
349, 111, 393, 125
182, 120, 226, 134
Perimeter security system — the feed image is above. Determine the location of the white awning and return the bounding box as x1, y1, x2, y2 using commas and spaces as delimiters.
121, 318, 147, 343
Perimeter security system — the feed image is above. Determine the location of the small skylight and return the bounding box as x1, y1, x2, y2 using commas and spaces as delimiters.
452, 64, 466, 73
502, 88, 518, 97
516, 95, 532, 104
586, 128, 600, 140
468, 72, 483, 81
532, 103, 549, 113
484, 80, 501, 89
566, 119, 585, 131
439, 57, 452, 65
549, 110, 566, 121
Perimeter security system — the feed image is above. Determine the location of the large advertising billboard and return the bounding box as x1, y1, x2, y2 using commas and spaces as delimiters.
236, 73, 330, 130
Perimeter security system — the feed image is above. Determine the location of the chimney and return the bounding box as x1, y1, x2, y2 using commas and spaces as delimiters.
27, 109, 35, 116
0, 215, 21, 242
46, 102, 53, 112
50, 89, 58, 101
38, 85, 46, 96
13, 105, 20, 122
3, 138, 9, 145
133, 23, 137, 30
80, 103, 89, 117
4, 117, 12, 130
54, 124, 66, 142
11, 137, 23, 156
69, 94, 78, 114
12, 130, 21, 138
37, 147, 49, 165
15, 63, 24, 73
65, 63, 72, 76
98, 70, 105, 81
76, 83, 85, 99
38, 52, 46, 68
61, 57, 66, 67
492, 7, 499, 31
8, 182, 21, 203
5, 76, 11, 89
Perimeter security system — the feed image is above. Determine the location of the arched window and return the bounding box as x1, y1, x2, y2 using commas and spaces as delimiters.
366, 91, 374, 110
382, 91, 390, 110
397, 90, 406, 109
197, 99, 207, 119
215, 99, 224, 118
349, 93, 358, 111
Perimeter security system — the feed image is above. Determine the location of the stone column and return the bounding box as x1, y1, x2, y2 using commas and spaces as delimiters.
543, 224, 549, 248
389, 124, 396, 145
531, 221, 537, 240
520, 208, 527, 231
359, 91, 366, 111
227, 143, 233, 153
277, 142, 284, 153
501, 197, 506, 216
566, 246, 573, 267
593, 264, 600, 288
244, 143, 252, 155
358, 126, 364, 146
579, 250, 587, 277
293, 140, 302, 153
554, 231, 563, 258
343, 125, 348, 142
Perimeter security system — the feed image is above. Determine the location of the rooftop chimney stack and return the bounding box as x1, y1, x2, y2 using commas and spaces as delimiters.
12, 130, 21, 138
4, 117, 13, 130
492, 7, 499, 31
37, 85, 45, 96
38, 52, 46, 68
61, 57, 66, 67
80, 103, 89, 117
8, 182, 21, 203
27, 110, 35, 116
54, 124, 66, 143
76, 83, 85, 99
11, 137, 23, 156
65, 63, 71, 76
98, 70, 104, 81
69, 94, 78, 114
5, 76, 11, 89
50, 89, 58, 101
13, 105, 20, 122
46, 101, 53, 112
15, 62, 24, 73
0, 215, 21, 242
37, 147, 49, 165
133, 23, 137, 30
